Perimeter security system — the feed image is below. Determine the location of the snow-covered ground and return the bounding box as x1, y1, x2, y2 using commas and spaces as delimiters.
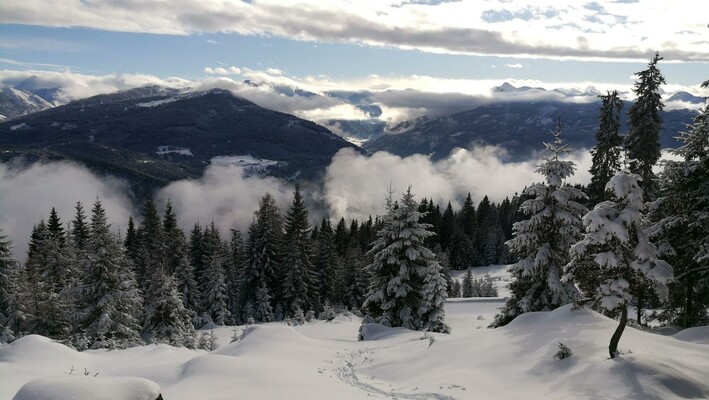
156, 146, 193, 156
2, 296, 708, 399
450, 264, 512, 297
210, 155, 281, 175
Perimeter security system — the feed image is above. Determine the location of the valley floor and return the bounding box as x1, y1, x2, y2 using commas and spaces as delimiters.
2, 267, 708, 399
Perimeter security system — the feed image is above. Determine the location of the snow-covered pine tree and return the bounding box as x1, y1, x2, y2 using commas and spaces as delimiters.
650, 105, 709, 326
238, 194, 282, 322
199, 222, 231, 325
136, 197, 165, 293
22, 218, 72, 339
491, 119, 587, 328
340, 246, 368, 310
139, 198, 197, 338
315, 218, 340, 307
162, 201, 201, 325
450, 280, 462, 298
71, 202, 90, 250
626, 52, 665, 199
439, 203, 455, 251
227, 229, 244, 322
334, 218, 349, 258
363, 187, 450, 333
143, 267, 196, 347
0, 225, 18, 327
461, 269, 474, 297
281, 185, 316, 317
76, 200, 143, 349
123, 216, 140, 265
448, 228, 474, 271
564, 172, 672, 358
2, 256, 27, 336
187, 223, 206, 320
460, 193, 477, 239
588, 91, 624, 205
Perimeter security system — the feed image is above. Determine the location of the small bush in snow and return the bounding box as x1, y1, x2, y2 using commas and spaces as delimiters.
553, 342, 573, 360
293, 307, 306, 325
0, 326, 17, 343
198, 330, 218, 351
319, 302, 336, 321
305, 309, 315, 322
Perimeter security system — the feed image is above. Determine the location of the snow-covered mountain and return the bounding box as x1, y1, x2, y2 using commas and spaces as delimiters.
364, 100, 698, 161
0, 85, 54, 121
0, 86, 360, 198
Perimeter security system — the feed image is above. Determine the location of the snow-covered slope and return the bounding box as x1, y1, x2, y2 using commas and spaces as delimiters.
1, 301, 708, 399
0, 86, 53, 121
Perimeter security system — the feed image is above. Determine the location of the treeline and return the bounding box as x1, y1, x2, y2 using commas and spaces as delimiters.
0, 182, 504, 349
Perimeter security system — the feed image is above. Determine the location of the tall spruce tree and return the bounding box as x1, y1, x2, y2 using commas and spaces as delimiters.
238, 194, 282, 322
651, 105, 709, 326
315, 218, 339, 306
491, 120, 587, 327
626, 52, 665, 199
136, 197, 165, 293
76, 200, 142, 349
227, 229, 244, 321
565, 172, 672, 358
281, 185, 316, 316
363, 187, 449, 333
163, 202, 201, 324
23, 220, 68, 338
199, 222, 231, 324
340, 246, 369, 311
588, 90, 624, 205
0, 226, 18, 327
71, 202, 90, 250
439, 203, 455, 251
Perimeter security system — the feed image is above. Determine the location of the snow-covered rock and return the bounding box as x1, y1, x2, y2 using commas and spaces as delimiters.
13, 376, 161, 400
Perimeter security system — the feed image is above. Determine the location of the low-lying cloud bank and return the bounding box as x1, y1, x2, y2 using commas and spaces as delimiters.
2, 146, 685, 259
0, 162, 135, 259
324, 146, 592, 221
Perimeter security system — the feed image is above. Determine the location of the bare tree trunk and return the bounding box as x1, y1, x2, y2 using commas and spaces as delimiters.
609, 306, 627, 359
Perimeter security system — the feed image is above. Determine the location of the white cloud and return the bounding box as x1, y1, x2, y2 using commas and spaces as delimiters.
2, 67, 706, 131
323, 146, 593, 221
0, 162, 136, 260
0, 0, 707, 61
204, 66, 241, 75
2, 146, 686, 260
0, 69, 191, 104
504, 63, 523, 68
156, 165, 294, 236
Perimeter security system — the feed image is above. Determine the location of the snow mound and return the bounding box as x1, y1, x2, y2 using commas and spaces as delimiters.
13, 376, 160, 400
359, 323, 414, 341
212, 324, 314, 357
0, 335, 80, 364
673, 326, 709, 345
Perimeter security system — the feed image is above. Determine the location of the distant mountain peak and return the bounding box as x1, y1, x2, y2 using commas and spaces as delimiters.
667, 91, 705, 104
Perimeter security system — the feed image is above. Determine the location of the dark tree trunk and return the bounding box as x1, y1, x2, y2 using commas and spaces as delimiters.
636, 290, 643, 325
686, 277, 694, 326
609, 306, 627, 359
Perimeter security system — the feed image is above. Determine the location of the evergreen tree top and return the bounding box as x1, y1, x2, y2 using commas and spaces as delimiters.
537, 118, 578, 188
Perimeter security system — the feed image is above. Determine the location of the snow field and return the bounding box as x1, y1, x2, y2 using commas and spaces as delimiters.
2, 293, 708, 399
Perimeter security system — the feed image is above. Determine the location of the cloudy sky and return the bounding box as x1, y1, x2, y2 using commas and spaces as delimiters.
1, 0, 707, 87
1, 0, 705, 255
